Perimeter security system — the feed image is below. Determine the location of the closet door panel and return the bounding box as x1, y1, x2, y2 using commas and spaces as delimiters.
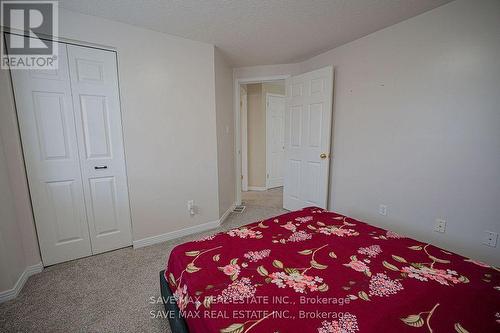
79, 94, 112, 159
67, 45, 132, 254
88, 176, 120, 237
8, 42, 92, 266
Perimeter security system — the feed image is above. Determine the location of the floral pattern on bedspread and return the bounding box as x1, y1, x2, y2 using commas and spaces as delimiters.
165, 207, 500, 332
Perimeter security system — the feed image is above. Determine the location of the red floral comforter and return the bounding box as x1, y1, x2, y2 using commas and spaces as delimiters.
165, 207, 500, 332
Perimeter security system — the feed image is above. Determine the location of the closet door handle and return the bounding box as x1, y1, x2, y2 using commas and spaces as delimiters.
94, 166, 108, 170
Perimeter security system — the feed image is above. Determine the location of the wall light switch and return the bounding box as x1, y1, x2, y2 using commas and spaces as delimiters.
482, 231, 498, 247
434, 219, 446, 233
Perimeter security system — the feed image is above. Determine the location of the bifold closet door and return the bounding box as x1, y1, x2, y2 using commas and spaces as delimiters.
66, 45, 132, 254
9, 40, 132, 265
9, 43, 92, 265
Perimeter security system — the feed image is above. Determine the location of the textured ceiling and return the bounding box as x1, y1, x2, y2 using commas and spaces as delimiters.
58, 0, 453, 66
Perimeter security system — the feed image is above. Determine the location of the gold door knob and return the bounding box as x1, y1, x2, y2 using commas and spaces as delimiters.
320, 153, 328, 159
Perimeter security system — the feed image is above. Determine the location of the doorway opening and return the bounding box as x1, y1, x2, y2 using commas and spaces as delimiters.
234, 67, 334, 212
238, 79, 286, 209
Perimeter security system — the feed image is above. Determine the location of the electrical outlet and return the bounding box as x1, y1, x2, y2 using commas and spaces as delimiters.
378, 204, 387, 216
187, 200, 195, 216
434, 219, 446, 233
482, 231, 498, 247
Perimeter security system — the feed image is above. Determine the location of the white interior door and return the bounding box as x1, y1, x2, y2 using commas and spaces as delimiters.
8, 42, 93, 265
283, 66, 334, 210
67, 45, 132, 254
266, 94, 285, 189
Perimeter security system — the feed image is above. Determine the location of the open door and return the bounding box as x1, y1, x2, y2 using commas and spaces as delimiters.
283, 66, 334, 210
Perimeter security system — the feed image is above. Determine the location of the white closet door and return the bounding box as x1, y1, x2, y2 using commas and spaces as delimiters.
8, 42, 92, 265
66, 45, 132, 254
283, 66, 334, 211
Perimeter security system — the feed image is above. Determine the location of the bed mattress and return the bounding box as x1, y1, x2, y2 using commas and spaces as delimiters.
163, 207, 500, 332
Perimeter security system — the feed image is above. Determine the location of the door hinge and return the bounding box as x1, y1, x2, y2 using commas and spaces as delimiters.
266, 173, 269, 179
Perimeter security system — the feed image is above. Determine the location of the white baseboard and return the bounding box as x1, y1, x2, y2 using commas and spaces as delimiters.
247, 186, 267, 191
0, 262, 43, 303
133, 203, 236, 249
219, 203, 236, 225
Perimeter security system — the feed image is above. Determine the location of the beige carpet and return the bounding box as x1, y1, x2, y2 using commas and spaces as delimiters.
0, 204, 285, 333
242, 187, 283, 208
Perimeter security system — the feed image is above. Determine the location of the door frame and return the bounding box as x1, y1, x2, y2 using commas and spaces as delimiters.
265, 93, 285, 189
240, 86, 248, 192
234, 75, 290, 206
3, 28, 117, 53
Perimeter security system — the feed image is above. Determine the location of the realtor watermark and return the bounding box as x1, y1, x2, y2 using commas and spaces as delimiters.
1, 0, 58, 69
149, 295, 355, 321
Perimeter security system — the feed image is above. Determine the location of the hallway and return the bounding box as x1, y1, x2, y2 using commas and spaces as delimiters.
241, 187, 283, 209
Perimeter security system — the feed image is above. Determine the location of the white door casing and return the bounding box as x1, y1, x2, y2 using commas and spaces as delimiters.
241, 88, 248, 192
283, 66, 334, 210
266, 94, 285, 189
8, 43, 93, 265
67, 44, 133, 254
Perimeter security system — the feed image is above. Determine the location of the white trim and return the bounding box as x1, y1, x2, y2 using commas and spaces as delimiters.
0, 262, 43, 303
247, 186, 267, 191
133, 203, 236, 249
219, 203, 236, 225
265, 93, 285, 189
234, 75, 290, 206
133, 220, 219, 248
240, 87, 248, 192
3, 29, 117, 52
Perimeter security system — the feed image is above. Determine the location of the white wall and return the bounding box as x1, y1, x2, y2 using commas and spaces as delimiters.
233, 63, 300, 81
0, 63, 41, 267
0, 134, 27, 292
0, 48, 42, 298
214, 48, 236, 216
299, 0, 500, 265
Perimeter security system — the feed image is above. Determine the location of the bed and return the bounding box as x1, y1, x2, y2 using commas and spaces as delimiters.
161, 207, 500, 332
